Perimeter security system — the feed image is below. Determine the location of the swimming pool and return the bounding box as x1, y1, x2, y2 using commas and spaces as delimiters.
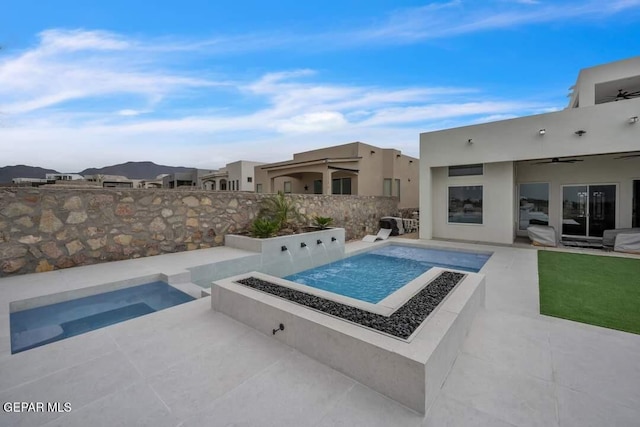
284, 245, 491, 303
10, 281, 195, 354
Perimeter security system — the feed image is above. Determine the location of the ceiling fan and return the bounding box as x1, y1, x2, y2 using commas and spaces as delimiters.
534, 157, 584, 165
606, 89, 640, 101
614, 153, 640, 160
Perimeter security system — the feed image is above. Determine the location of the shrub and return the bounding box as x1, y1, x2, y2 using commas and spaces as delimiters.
258, 192, 305, 230
250, 218, 280, 238
312, 216, 333, 229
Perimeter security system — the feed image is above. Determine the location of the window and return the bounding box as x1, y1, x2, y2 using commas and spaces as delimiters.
236, 180, 239, 191
284, 181, 292, 193
395, 179, 401, 199
519, 183, 549, 230
383, 179, 392, 196
448, 164, 483, 177
313, 180, 323, 194
247, 177, 253, 183
332, 178, 352, 195
256, 184, 262, 193
448, 186, 483, 224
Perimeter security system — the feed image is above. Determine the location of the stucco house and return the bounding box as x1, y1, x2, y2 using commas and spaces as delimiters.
200, 160, 265, 192
419, 56, 640, 245
254, 142, 419, 209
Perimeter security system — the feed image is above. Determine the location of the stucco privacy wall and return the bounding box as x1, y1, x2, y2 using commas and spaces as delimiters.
0, 188, 399, 277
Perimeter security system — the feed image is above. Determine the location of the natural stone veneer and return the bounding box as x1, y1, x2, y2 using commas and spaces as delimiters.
237, 271, 464, 339
0, 188, 402, 277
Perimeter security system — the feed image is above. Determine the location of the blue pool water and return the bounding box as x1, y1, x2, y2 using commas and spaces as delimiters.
285, 245, 491, 303
10, 281, 194, 354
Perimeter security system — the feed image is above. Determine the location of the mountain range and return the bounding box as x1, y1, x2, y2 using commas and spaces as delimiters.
0, 161, 197, 183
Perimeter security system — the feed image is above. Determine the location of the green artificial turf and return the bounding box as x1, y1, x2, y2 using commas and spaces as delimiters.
538, 251, 640, 334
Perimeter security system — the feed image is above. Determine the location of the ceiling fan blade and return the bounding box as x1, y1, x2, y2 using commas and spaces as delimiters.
614, 154, 640, 159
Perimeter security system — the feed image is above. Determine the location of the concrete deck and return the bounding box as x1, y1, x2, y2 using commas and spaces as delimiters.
1, 239, 640, 426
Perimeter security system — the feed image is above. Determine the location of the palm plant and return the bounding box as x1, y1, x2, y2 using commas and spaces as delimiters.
312, 216, 333, 229
249, 218, 280, 238
258, 191, 305, 230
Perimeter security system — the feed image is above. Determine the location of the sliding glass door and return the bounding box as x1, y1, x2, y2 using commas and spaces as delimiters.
562, 184, 616, 238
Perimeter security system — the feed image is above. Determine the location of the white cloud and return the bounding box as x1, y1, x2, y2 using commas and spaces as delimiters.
116, 109, 147, 116
345, 0, 640, 44
275, 111, 348, 133
0, 29, 227, 115
0, 27, 563, 171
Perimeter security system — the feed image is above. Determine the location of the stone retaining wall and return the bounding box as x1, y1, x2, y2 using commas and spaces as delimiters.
0, 188, 398, 277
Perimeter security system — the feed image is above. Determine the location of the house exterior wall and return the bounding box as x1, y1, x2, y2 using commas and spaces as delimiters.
225, 161, 264, 192
430, 162, 515, 244
568, 56, 640, 108
255, 142, 419, 208
420, 78, 640, 244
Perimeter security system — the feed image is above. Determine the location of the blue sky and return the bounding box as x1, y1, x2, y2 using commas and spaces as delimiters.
2, 0, 640, 172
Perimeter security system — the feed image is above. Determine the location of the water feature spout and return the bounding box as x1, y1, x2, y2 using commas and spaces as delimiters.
316, 239, 322, 245
300, 242, 307, 248
281, 246, 288, 251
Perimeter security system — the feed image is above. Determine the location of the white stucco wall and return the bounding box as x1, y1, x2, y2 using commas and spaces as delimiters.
428, 162, 515, 244
420, 95, 640, 244
420, 97, 640, 168
568, 56, 640, 108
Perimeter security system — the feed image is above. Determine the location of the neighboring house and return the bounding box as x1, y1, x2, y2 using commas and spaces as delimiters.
11, 178, 49, 186
140, 174, 169, 189
200, 160, 265, 192
45, 173, 84, 181
254, 142, 419, 208
419, 56, 640, 245
84, 174, 134, 188
162, 169, 216, 189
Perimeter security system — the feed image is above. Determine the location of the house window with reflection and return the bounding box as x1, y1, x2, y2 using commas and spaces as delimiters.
448, 186, 483, 224
519, 183, 549, 230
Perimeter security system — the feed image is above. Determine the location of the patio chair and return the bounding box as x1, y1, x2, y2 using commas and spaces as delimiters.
362, 228, 393, 242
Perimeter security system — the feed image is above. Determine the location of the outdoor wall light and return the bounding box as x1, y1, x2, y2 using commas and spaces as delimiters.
630, 116, 639, 124
539, 129, 546, 135
575, 130, 586, 136
409, 160, 413, 163
370, 150, 376, 154
467, 138, 473, 144
396, 154, 401, 158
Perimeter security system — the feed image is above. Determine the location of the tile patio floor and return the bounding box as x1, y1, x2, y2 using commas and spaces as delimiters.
1, 238, 639, 426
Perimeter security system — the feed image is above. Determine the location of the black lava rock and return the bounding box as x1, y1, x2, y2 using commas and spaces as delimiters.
236, 271, 464, 340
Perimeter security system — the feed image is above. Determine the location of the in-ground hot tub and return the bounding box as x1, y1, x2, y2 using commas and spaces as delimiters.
11, 281, 195, 354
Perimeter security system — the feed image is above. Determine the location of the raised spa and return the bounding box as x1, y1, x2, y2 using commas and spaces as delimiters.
284, 245, 490, 303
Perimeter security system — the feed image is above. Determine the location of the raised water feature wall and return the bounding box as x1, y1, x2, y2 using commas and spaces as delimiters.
0, 188, 399, 277
225, 228, 345, 278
